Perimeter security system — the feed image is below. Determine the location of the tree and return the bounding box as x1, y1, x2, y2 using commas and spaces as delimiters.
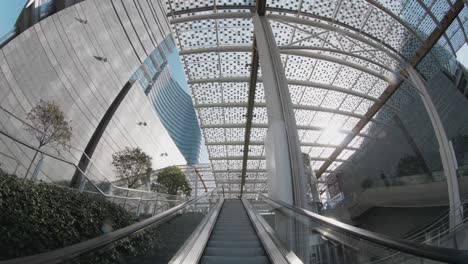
112, 147, 152, 188
156, 166, 192, 196
24, 100, 72, 179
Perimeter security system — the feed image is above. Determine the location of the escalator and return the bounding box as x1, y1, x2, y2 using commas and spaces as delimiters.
200, 200, 269, 264
2, 191, 468, 264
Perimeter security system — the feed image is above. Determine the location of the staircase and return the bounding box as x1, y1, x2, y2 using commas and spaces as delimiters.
200, 199, 270, 264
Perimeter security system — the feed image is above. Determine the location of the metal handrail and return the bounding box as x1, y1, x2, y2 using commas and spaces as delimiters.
254, 192, 468, 264
169, 198, 224, 263
403, 197, 468, 241
0, 189, 217, 264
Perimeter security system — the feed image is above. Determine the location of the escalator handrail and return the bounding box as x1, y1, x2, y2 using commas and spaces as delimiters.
0, 190, 217, 264
255, 192, 468, 264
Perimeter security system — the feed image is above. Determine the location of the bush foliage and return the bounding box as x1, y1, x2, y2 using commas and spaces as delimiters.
112, 147, 152, 188
0, 173, 135, 260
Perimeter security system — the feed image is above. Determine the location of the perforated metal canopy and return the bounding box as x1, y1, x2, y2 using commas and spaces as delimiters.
165, 0, 468, 198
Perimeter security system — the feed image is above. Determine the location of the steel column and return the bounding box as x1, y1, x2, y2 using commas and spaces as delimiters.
253, 13, 307, 207
406, 67, 462, 229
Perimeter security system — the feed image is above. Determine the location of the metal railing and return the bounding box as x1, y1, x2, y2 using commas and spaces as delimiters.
0, 106, 183, 209
252, 192, 468, 264
0, 129, 183, 217
0, 105, 180, 200
402, 198, 468, 244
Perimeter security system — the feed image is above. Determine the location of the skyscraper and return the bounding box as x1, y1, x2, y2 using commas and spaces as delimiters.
147, 64, 202, 165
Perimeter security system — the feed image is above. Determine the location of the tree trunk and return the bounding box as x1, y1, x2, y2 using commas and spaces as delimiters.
24, 150, 39, 180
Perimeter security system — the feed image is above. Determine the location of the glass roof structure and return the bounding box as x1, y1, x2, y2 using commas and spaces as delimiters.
165, 0, 468, 198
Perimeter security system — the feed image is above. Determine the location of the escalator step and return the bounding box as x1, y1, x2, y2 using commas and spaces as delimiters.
207, 240, 262, 248
212, 231, 254, 236
209, 235, 259, 241
200, 256, 270, 264
204, 247, 265, 256
201, 200, 270, 263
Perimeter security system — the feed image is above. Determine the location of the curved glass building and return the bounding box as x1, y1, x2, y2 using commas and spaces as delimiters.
2, 1, 468, 262
147, 65, 201, 165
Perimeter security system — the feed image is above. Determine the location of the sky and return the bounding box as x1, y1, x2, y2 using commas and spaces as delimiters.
0, 0, 26, 38
456, 43, 468, 68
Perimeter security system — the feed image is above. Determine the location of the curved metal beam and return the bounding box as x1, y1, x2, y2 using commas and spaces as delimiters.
217, 180, 267, 184
213, 169, 266, 173
199, 123, 376, 139
167, 4, 424, 57
180, 46, 393, 81
288, 79, 379, 102
205, 141, 360, 151
361, 0, 425, 44
213, 169, 335, 175
279, 46, 395, 74
170, 12, 251, 24
195, 102, 367, 119
267, 14, 407, 66
179, 46, 252, 55
280, 49, 393, 82
169, 11, 407, 65
180, 45, 391, 75
316, 0, 466, 177
188, 76, 379, 102
210, 156, 349, 162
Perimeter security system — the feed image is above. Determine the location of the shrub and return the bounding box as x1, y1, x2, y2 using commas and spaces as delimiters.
0, 174, 136, 260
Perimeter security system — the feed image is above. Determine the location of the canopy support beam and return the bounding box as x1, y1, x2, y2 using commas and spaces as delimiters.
253, 13, 307, 208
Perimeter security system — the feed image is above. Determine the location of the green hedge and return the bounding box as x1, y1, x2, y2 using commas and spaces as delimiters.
0, 173, 136, 260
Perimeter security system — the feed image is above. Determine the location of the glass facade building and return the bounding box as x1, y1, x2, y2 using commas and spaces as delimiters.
0, 0, 186, 185
130, 35, 202, 165
147, 65, 202, 165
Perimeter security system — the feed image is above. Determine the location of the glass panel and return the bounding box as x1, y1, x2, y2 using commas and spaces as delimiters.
0, 121, 185, 218
248, 196, 448, 264
69, 192, 220, 264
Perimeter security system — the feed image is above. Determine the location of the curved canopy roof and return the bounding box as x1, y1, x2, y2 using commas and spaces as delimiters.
165, 0, 467, 197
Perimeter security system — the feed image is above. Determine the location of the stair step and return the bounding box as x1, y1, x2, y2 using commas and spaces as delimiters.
212, 231, 254, 236
209, 236, 259, 242
201, 199, 270, 263
213, 226, 253, 230
200, 256, 270, 264
207, 240, 262, 248
204, 247, 265, 257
